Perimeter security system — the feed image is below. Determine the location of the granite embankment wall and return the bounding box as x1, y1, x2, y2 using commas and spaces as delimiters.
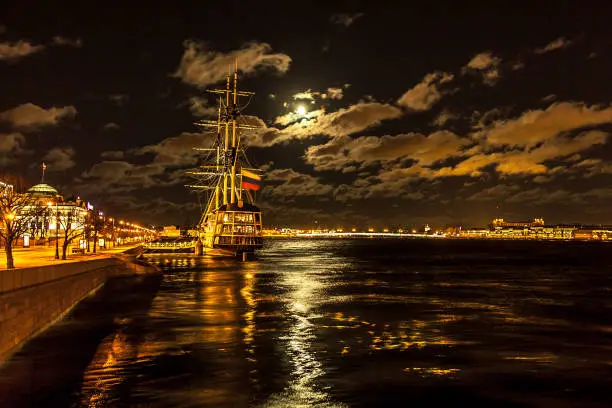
0, 256, 157, 364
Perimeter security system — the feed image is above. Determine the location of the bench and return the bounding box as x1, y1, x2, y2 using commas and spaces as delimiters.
72, 248, 85, 255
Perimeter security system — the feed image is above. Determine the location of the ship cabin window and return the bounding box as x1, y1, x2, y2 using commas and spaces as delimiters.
254, 213, 261, 223
234, 212, 254, 224
227, 225, 254, 235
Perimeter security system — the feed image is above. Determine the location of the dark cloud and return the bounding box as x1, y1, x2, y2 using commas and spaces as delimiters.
187, 96, 218, 117
0, 133, 28, 165
0, 103, 77, 130
43, 146, 76, 171
103, 122, 120, 131
51, 36, 83, 48
329, 13, 364, 27
305, 131, 469, 171
108, 94, 129, 106
263, 168, 334, 200
100, 150, 124, 159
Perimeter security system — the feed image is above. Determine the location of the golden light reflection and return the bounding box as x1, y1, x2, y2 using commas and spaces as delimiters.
263, 248, 347, 407
80, 326, 142, 406
240, 264, 258, 385
403, 367, 461, 377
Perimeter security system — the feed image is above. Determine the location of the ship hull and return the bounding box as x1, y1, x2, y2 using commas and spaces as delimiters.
199, 203, 263, 258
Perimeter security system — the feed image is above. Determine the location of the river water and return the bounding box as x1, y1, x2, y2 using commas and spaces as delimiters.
1, 238, 611, 407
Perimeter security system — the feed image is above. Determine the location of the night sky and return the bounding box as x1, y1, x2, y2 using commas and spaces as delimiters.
1, 1, 611, 228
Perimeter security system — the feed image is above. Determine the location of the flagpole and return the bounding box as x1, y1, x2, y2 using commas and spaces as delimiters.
41, 162, 46, 183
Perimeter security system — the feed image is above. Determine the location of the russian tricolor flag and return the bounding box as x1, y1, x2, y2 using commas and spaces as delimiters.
241, 169, 261, 191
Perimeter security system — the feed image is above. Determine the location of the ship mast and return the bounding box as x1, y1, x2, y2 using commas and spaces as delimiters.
192, 61, 257, 209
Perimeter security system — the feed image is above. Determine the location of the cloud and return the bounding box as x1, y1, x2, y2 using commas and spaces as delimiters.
187, 96, 217, 117
325, 87, 344, 100
466, 184, 521, 201
173, 41, 292, 88
103, 122, 120, 131
79, 160, 166, 193
263, 168, 333, 200
0, 103, 77, 130
274, 108, 325, 126
433, 109, 458, 127
245, 102, 402, 147
292, 86, 344, 102
293, 90, 317, 100
0, 40, 45, 61
305, 130, 469, 171
105, 195, 198, 217
108, 94, 129, 106
505, 188, 577, 205
463, 52, 501, 85
133, 131, 215, 167
573, 158, 612, 177
52, 36, 83, 48
100, 150, 124, 159
479, 102, 612, 148
79, 131, 216, 195
289, 102, 402, 138
396, 72, 454, 111
534, 37, 572, 54
333, 171, 431, 202
0, 133, 28, 165
329, 13, 364, 27
43, 146, 76, 171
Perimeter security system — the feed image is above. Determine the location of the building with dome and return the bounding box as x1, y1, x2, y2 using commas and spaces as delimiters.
21, 183, 88, 245
27, 183, 61, 199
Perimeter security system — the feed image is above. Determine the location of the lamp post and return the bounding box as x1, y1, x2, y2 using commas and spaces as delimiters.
54, 200, 59, 259
109, 217, 115, 247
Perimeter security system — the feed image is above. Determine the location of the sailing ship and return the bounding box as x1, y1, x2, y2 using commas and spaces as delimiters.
186, 63, 264, 257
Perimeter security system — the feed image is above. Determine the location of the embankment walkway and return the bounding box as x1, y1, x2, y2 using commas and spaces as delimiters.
0, 244, 155, 365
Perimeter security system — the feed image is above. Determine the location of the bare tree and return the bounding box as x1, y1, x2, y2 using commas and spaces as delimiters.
58, 205, 86, 260
0, 177, 46, 269
91, 213, 104, 253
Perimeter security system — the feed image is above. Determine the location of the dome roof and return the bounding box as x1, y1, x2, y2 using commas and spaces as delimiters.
27, 183, 59, 197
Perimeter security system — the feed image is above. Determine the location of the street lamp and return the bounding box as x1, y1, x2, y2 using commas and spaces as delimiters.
53, 200, 59, 259
109, 217, 115, 247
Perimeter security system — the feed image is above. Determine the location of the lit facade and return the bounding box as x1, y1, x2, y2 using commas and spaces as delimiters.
21, 183, 88, 242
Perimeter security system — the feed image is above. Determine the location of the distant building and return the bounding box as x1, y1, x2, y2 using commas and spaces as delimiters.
574, 226, 612, 240
161, 225, 181, 237
491, 218, 545, 229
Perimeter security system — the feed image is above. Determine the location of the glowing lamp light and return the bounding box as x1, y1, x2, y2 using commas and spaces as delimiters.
296, 105, 307, 116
